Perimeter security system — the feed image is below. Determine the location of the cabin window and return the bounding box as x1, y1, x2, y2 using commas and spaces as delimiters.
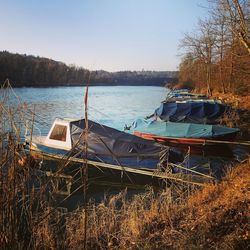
49, 125, 67, 141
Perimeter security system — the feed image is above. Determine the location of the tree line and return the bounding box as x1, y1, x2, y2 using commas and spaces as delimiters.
178, 0, 250, 95
0, 51, 177, 87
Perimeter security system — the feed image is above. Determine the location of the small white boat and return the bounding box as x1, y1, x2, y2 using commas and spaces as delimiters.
25, 118, 183, 178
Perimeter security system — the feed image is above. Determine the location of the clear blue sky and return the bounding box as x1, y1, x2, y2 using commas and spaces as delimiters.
0, 0, 207, 71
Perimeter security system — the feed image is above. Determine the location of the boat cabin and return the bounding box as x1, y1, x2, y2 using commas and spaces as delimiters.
43, 118, 73, 150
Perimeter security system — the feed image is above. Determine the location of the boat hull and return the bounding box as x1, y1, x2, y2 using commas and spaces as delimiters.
133, 131, 239, 146
27, 147, 167, 191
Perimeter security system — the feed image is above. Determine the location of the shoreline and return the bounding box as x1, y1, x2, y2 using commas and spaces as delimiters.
10, 84, 168, 88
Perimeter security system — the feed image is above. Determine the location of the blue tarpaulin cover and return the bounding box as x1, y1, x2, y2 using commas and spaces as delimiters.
131, 119, 239, 139
167, 93, 207, 98
154, 102, 229, 124
69, 119, 182, 168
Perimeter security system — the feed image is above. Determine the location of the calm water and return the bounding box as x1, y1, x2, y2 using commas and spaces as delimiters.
13, 86, 167, 133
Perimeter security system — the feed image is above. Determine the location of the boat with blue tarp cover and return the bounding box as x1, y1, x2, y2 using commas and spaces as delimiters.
126, 118, 240, 145
168, 89, 190, 93
152, 101, 230, 124
167, 92, 207, 99
25, 118, 183, 180
164, 98, 222, 104
166, 89, 207, 99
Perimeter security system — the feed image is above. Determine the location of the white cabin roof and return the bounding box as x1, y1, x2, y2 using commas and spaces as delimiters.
44, 118, 74, 150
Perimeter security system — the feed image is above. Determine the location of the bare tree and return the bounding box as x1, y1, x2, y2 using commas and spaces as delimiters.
178, 0, 250, 95
180, 19, 217, 95
221, 0, 250, 54
210, 5, 232, 93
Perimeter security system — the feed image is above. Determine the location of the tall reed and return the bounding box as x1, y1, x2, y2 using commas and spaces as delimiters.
0, 80, 49, 248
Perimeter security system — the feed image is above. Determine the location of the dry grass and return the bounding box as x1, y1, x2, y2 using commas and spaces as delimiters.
193, 88, 250, 110
1, 154, 249, 249
212, 92, 250, 138
0, 80, 51, 248
25, 160, 250, 250
211, 91, 250, 110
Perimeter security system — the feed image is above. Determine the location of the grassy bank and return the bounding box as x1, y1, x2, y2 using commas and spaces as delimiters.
1, 148, 248, 249
30, 159, 248, 249
210, 91, 250, 138
211, 92, 250, 110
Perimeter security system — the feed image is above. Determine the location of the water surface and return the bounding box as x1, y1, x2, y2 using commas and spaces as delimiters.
14, 86, 167, 133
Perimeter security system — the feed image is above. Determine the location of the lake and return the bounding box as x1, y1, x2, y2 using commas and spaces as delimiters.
13, 86, 167, 134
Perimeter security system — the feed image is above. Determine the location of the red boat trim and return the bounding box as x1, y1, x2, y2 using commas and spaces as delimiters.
133, 131, 239, 146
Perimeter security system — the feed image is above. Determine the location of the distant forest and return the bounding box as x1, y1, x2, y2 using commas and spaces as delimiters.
0, 51, 178, 87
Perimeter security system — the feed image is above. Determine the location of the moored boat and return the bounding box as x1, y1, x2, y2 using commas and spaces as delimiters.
164, 98, 222, 104
152, 101, 230, 124
127, 119, 240, 145
167, 92, 207, 99
166, 89, 207, 99
25, 118, 183, 180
